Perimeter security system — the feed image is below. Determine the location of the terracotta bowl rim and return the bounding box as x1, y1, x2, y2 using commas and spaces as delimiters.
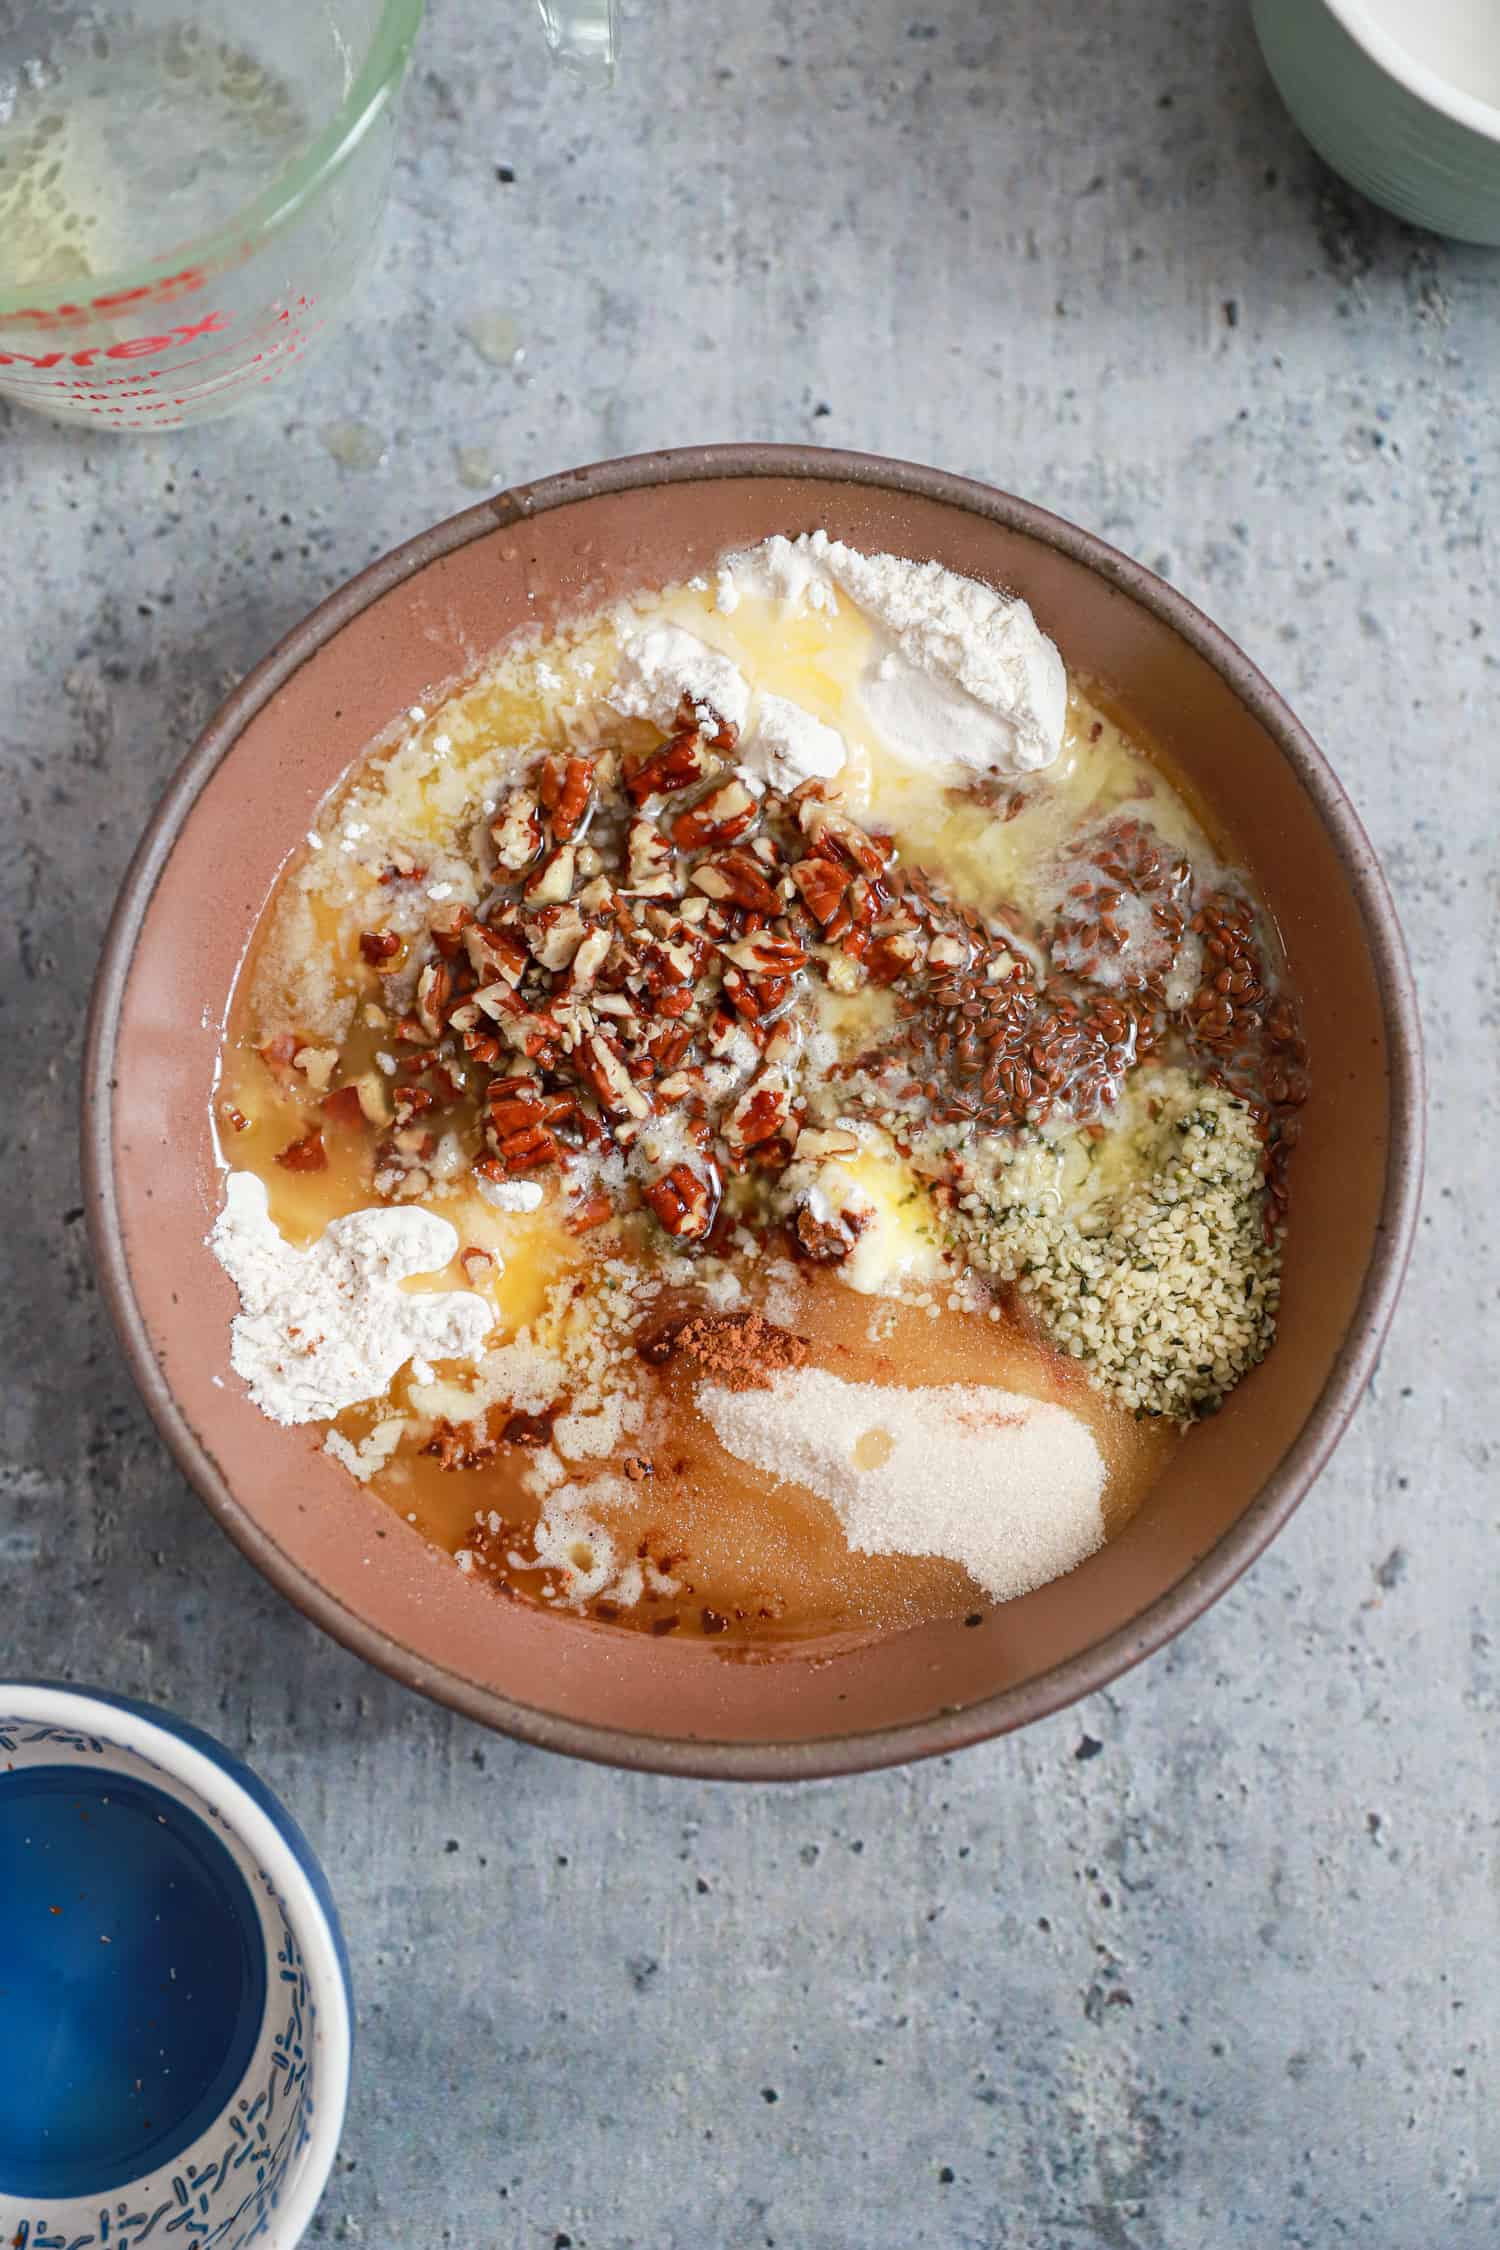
82, 443, 1426, 1781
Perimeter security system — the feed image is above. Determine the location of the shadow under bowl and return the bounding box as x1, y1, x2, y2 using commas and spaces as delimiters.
82, 445, 1424, 1780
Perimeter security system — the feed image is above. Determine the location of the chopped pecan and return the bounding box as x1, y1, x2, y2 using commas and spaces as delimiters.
491, 788, 543, 871
624, 726, 717, 805
719, 931, 808, 978
650, 1020, 696, 1073
501, 1408, 557, 1446
293, 1045, 338, 1091
578, 1029, 653, 1121
355, 1071, 395, 1125
723, 1072, 792, 1151
425, 1418, 497, 1471
799, 800, 891, 878
464, 922, 529, 987
414, 960, 453, 1041
540, 753, 595, 840
566, 1192, 615, 1234
794, 1125, 861, 1160
429, 903, 475, 959
523, 843, 576, 906
671, 778, 759, 851
359, 929, 403, 966
626, 816, 676, 897
791, 1200, 864, 1263
526, 902, 587, 971
865, 931, 921, 985
679, 692, 739, 752
692, 849, 778, 913
472, 981, 526, 1024
787, 859, 845, 922
645, 1161, 718, 1240
498, 1009, 563, 1065
567, 924, 613, 989
275, 1127, 327, 1173
320, 1084, 365, 1130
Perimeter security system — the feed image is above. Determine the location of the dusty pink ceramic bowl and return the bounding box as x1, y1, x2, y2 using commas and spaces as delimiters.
83, 446, 1423, 1778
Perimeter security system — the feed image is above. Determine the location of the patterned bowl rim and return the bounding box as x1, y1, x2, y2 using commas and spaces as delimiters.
82, 442, 1426, 1780
0, 1682, 351, 2240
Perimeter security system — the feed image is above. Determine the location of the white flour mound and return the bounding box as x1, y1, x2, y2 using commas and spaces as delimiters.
716, 530, 1068, 780
210, 1172, 492, 1426
697, 1366, 1105, 1602
607, 624, 751, 735
738, 691, 848, 790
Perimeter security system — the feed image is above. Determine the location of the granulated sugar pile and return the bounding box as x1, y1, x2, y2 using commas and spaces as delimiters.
697, 1366, 1106, 1601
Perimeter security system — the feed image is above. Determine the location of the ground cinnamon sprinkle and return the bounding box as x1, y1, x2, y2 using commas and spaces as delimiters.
636, 1306, 809, 1389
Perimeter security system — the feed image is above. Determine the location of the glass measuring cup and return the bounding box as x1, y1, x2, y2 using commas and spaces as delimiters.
0, 0, 617, 429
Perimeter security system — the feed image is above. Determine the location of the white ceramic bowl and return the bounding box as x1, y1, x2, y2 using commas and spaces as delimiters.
1253, 0, 1500, 242
0, 1684, 352, 2248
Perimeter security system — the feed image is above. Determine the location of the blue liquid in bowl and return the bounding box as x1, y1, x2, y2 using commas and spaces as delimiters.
0, 1767, 267, 2198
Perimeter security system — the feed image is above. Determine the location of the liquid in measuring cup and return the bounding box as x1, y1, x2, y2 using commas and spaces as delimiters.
0, 13, 313, 289
0, 0, 406, 428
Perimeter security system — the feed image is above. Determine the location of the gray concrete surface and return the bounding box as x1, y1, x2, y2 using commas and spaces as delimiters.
3, 2, 1496, 2242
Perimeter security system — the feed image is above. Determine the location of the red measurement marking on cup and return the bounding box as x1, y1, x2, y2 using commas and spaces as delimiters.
0, 267, 209, 332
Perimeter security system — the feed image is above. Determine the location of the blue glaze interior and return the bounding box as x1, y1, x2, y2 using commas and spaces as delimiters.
0, 1766, 267, 2198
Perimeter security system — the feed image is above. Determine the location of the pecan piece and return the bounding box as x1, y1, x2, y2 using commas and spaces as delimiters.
526, 902, 587, 971
464, 922, 530, 987
798, 801, 891, 879
566, 924, 613, 990
625, 816, 676, 898
490, 788, 543, 871
719, 931, 808, 978
723, 1071, 792, 1151
275, 1127, 327, 1173
523, 843, 576, 906
578, 1029, 653, 1122
791, 1200, 865, 1264
645, 1162, 718, 1240
540, 753, 595, 840
414, 960, 453, 1041
624, 725, 718, 805
566, 1192, 615, 1234
429, 903, 475, 959
671, 778, 758, 851
865, 931, 921, 985
319, 1084, 365, 1130
692, 848, 778, 913
359, 928, 403, 966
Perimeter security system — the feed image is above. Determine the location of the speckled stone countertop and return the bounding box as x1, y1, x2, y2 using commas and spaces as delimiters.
3, 3, 1495, 2242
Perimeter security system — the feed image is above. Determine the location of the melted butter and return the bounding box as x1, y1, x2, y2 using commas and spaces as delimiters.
648, 582, 1217, 918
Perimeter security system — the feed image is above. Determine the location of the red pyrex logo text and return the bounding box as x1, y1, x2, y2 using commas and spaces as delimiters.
0, 311, 229, 369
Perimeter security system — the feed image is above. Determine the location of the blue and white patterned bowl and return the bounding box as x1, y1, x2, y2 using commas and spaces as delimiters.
0, 1684, 352, 2249
1253, 0, 1500, 244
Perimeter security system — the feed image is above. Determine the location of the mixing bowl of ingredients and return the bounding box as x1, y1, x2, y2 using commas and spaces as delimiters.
83, 446, 1423, 1778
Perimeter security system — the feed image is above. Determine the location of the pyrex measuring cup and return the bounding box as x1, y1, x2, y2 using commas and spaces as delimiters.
0, 0, 616, 429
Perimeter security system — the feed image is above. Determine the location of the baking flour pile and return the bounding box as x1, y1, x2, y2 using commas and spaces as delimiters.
715, 530, 1068, 779
210, 1172, 491, 1425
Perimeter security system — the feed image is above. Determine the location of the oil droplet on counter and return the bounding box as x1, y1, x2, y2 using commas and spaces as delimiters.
320, 419, 387, 471
454, 440, 503, 491
461, 309, 521, 366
